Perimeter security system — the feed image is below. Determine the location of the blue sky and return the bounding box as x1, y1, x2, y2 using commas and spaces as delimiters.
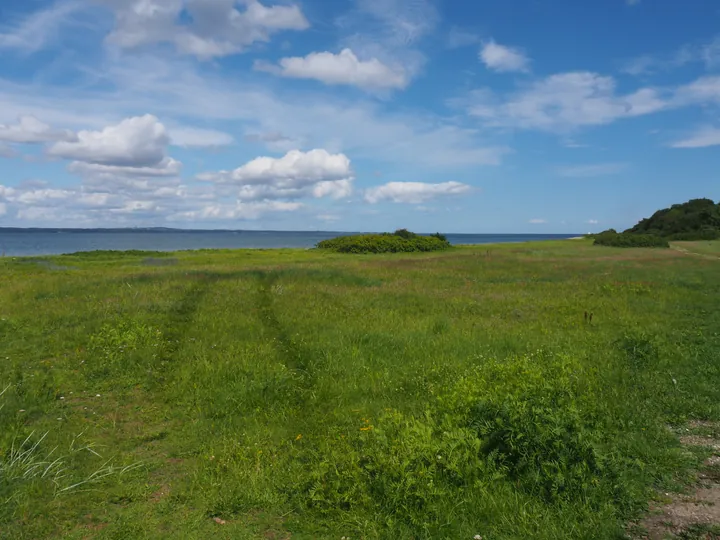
0, 0, 718, 233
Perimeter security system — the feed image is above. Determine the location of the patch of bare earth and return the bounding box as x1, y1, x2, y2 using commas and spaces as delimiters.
634, 422, 720, 539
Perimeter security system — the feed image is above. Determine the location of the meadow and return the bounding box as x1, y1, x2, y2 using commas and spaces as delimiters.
1, 240, 719, 539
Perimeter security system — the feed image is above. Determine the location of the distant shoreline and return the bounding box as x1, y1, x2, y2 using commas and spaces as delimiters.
0, 231, 582, 257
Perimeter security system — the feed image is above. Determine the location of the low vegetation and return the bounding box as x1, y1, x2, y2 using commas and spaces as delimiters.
316, 229, 450, 253
593, 231, 670, 248
1, 240, 719, 538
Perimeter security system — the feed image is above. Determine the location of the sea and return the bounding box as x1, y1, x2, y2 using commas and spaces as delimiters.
0, 230, 580, 257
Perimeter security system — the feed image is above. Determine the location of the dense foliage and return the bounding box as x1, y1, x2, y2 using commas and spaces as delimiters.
625, 198, 720, 240
593, 232, 669, 248
317, 229, 451, 253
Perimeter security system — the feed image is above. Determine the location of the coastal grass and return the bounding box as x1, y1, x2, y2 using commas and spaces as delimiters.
1, 240, 720, 539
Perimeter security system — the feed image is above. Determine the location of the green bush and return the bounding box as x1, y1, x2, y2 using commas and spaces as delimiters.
594, 232, 669, 248
317, 231, 451, 254
393, 228, 417, 240
666, 230, 720, 241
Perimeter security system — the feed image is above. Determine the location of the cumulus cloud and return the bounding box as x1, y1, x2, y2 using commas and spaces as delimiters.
464, 72, 667, 132
312, 179, 354, 199
48, 114, 169, 167
364, 181, 471, 204
0, 116, 76, 144
255, 49, 407, 90
671, 127, 720, 148
199, 149, 354, 201
104, 0, 309, 59
480, 40, 531, 73
557, 162, 628, 177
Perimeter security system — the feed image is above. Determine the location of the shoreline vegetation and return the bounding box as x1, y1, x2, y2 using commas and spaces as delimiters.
316, 229, 451, 253
587, 199, 720, 248
1, 234, 719, 539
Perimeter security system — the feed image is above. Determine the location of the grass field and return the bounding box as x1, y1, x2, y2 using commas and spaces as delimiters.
1, 240, 719, 539
674, 241, 720, 257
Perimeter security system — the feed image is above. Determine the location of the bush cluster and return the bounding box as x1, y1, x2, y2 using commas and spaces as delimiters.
317, 229, 451, 254
276, 351, 640, 535
593, 232, 669, 248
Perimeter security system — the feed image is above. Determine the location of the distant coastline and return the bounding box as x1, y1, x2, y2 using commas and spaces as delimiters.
0, 230, 581, 257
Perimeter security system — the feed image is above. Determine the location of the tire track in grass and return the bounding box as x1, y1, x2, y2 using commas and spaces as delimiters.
255, 271, 318, 395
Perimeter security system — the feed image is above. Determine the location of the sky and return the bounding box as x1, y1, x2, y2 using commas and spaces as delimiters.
0, 0, 719, 233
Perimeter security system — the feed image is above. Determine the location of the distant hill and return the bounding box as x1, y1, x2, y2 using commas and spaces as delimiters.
625, 198, 720, 240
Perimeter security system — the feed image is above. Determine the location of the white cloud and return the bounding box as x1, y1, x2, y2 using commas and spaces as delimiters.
67, 158, 182, 178
557, 163, 628, 177
447, 27, 480, 49
674, 76, 720, 105
465, 72, 667, 132
104, 0, 309, 59
169, 126, 234, 147
622, 36, 720, 76
480, 40, 530, 73
671, 127, 720, 148
312, 179, 354, 199
0, 143, 18, 158
206, 149, 351, 185
335, 0, 438, 86
169, 200, 302, 221
587, 219, 599, 224
244, 131, 302, 152
528, 219, 546, 224
0, 1, 84, 53
0, 53, 509, 170
344, 0, 438, 46
48, 114, 169, 167
364, 181, 471, 204
0, 116, 76, 144
0, 202, 6, 216
255, 49, 407, 90
199, 149, 354, 202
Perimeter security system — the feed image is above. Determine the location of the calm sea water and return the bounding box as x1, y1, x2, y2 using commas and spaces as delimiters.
0, 230, 579, 257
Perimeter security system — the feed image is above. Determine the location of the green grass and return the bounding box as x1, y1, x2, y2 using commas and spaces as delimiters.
1, 240, 720, 539
675, 241, 720, 256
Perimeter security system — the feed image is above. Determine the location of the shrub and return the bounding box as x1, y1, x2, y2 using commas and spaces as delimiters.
593, 233, 669, 248
317, 231, 451, 254
666, 230, 720, 241
430, 232, 448, 242
393, 228, 417, 240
